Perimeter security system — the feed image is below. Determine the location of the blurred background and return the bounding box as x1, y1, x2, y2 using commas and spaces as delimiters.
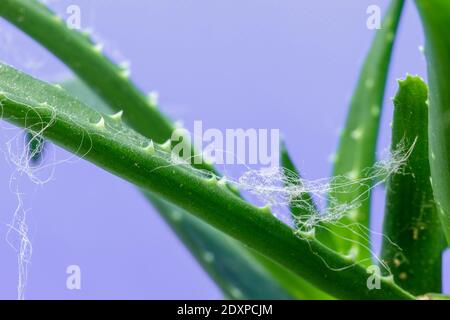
0, 0, 448, 299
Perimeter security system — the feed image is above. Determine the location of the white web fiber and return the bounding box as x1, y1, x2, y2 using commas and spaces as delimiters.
0, 110, 81, 300
229, 138, 416, 272
159, 137, 417, 273
2, 130, 50, 300
237, 138, 416, 229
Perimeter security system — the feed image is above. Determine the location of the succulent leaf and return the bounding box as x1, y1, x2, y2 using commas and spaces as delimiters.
381, 76, 444, 295
0, 62, 413, 300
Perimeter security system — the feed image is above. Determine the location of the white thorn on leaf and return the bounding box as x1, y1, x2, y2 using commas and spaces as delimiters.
144, 141, 155, 154
119, 60, 130, 70
174, 120, 184, 129
119, 70, 130, 79
81, 27, 93, 37
345, 245, 359, 261
160, 139, 172, 152
229, 287, 244, 299
347, 169, 359, 180
119, 61, 131, 79
148, 91, 159, 107
203, 252, 215, 263
419, 45, 425, 54
348, 208, 359, 221
328, 153, 337, 163
350, 127, 363, 140
93, 43, 104, 53
52, 15, 63, 23
259, 205, 272, 215
109, 110, 123, 121
381, 274, 395, 283
217, 177, 227, 186
169, 211, 183, 222
94, 116, 105, 129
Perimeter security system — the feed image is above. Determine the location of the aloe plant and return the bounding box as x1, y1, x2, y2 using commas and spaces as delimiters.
0, 0, 449, 300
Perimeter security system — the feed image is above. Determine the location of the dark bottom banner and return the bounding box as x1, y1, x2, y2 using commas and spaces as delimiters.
0, 300, 446, 318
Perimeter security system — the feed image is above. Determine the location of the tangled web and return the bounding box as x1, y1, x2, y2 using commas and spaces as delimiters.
159, 137, 415, 233
222, 138, 416, 271
156, 138, 415, 272
237, 138, 415, 228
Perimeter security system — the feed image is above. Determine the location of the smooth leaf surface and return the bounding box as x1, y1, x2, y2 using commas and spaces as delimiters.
147, 194, 293, 300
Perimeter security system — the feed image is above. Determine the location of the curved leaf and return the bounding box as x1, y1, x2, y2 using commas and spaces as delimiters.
0, 62, 414, 300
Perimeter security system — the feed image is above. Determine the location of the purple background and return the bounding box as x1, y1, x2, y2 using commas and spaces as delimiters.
0, 0, 448, 299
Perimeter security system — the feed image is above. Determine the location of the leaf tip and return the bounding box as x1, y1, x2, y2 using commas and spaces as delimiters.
395, 75, 428, 105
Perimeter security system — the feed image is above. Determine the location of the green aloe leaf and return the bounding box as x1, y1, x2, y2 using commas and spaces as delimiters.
147, 194, 293, 300
251, 251, 333, 300
62, 78, 317, 299
0, 0, 173, 142
321, 0, 405, 263
415, 0, 450, 246
148, 194, 332, 300
381, 76, 443, 295
0, 62, 413, 299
